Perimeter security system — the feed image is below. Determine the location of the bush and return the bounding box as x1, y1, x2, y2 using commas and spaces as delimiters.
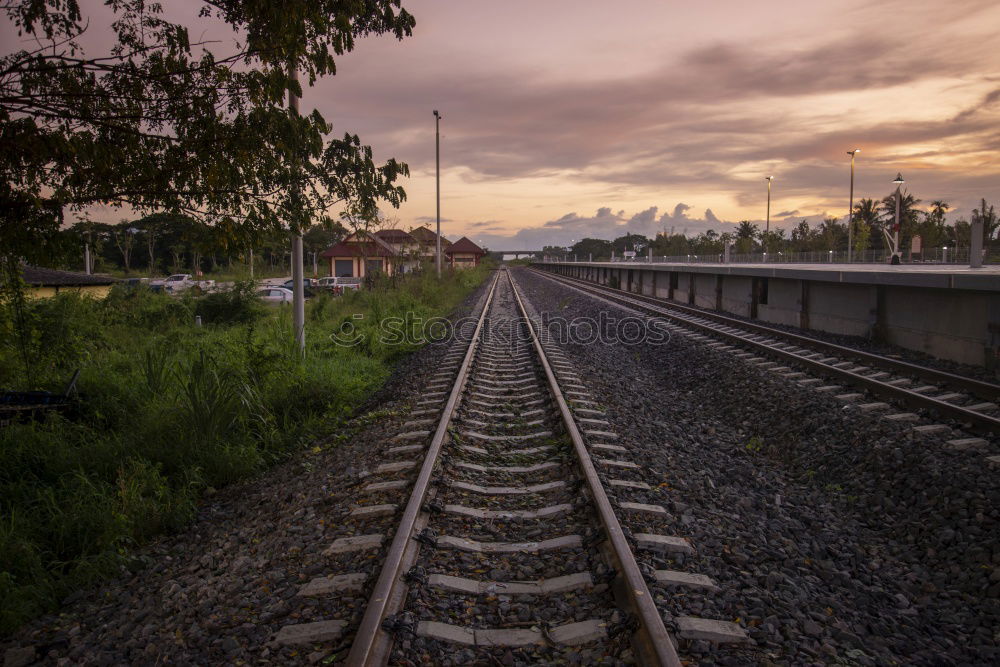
193, 281, 264, 326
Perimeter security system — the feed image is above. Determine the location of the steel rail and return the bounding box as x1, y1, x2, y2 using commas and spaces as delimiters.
536, 269, 1000, 401
345, 270, 502, 667
534, 269, 1000, 435
506, 270, 681, 667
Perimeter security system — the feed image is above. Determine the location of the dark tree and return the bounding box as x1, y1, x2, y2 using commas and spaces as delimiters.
1, 0, 414, 271
570, 238, 612, 260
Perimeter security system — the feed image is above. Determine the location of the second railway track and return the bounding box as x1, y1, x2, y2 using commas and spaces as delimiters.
273, 268, 750, 665
530, 267, 1000, 445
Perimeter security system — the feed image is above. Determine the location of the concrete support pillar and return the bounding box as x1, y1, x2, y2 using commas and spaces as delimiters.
971, 218, 984, 268
688, 274, 695, 305
987, 294, 1000, 373
715, 275, 723, 310
872, 285, 887, 341
800, 281, 810, 330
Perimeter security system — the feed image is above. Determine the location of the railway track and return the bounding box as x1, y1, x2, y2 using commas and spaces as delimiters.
530, 267, 1000, 446
272, 268, 749, 665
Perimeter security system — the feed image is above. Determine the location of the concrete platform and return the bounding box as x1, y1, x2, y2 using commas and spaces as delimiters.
536, 262, 1000, 368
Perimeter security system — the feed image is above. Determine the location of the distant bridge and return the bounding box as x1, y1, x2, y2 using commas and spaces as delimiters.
488, 249, 541, 259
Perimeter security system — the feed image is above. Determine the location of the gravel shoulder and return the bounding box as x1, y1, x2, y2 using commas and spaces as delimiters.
2, 277, 494, 666
514, 267, 1000, 666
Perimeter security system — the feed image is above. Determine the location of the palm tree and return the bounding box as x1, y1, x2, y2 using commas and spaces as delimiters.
853, 198, 881, 252
929, 200, 949, 223
879, 190, 922, 226
819, 218, 846, 251
734, 220, 759, 254
853, 198, 880, 227
736, 220, 758, 240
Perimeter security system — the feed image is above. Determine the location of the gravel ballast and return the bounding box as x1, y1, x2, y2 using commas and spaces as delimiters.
513, 267, 1000, 666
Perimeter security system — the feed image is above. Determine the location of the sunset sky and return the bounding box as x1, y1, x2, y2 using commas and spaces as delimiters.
6, 0, 1000, 249
314, 0, 1000, 249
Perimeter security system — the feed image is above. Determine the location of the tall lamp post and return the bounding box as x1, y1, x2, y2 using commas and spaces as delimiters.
892, 173, 904, 264
764, 176, 774, 236
847, 149, 860, 263
434, 110, 442, 278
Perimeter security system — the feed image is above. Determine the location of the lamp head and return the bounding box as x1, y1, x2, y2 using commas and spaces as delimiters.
765, 175, 774, 181
893, 172, 904, 185
433, 109, 440, 118
848, 148, 860, 156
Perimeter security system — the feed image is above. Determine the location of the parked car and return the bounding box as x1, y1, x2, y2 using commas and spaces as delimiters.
256, 287, 294, 303
280, 277, 316, 290
279, 277, 320, 297
150, 274, 215, 293
317, 276, 362, 294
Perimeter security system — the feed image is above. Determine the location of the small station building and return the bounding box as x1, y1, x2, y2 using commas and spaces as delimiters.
445, 237, 487, 269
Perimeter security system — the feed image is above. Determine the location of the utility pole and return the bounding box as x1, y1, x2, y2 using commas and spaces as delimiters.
765, 176, 774, 235
289, 62, 306, 352
847, 149, 860, 263
434, 110, 442, 278
84, 231, 91, 275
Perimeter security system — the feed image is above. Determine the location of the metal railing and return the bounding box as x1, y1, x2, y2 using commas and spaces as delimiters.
544, 246, 996, 266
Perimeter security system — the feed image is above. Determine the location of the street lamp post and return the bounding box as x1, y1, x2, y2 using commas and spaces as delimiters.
847, 149, 860, 263
892, 173, 904, 264
765, 176, 774, 236
434, 110, 442, 278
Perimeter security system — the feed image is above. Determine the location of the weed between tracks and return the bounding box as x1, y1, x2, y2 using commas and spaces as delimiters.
0, 266, 491, 634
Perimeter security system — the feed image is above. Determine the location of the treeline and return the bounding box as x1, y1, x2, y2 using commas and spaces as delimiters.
551, 195, 997, 259
50, 214, 346, 276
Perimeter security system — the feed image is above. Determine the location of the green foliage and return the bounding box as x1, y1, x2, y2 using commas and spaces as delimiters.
853, 221, 872, 254
194, 281, 265, 326
612, 233, 649, 254
0, 266, 488, 634
1, 0, 413, 269
569, 238, 612, 261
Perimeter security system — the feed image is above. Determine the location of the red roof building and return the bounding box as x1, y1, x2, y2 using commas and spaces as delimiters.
409, 225, 452, 253
444, 237, 487, 268
320, 232, 397, 277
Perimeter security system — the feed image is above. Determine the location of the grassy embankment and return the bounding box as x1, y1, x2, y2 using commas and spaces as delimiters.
0, 264, 492, 634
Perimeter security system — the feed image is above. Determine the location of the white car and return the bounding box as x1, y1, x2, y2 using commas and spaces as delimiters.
317, 276, 362, 292
151, 274, 216, 292
256, 287, 294, 303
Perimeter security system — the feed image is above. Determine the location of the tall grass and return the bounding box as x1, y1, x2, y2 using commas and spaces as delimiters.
0, 265, 491, 633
